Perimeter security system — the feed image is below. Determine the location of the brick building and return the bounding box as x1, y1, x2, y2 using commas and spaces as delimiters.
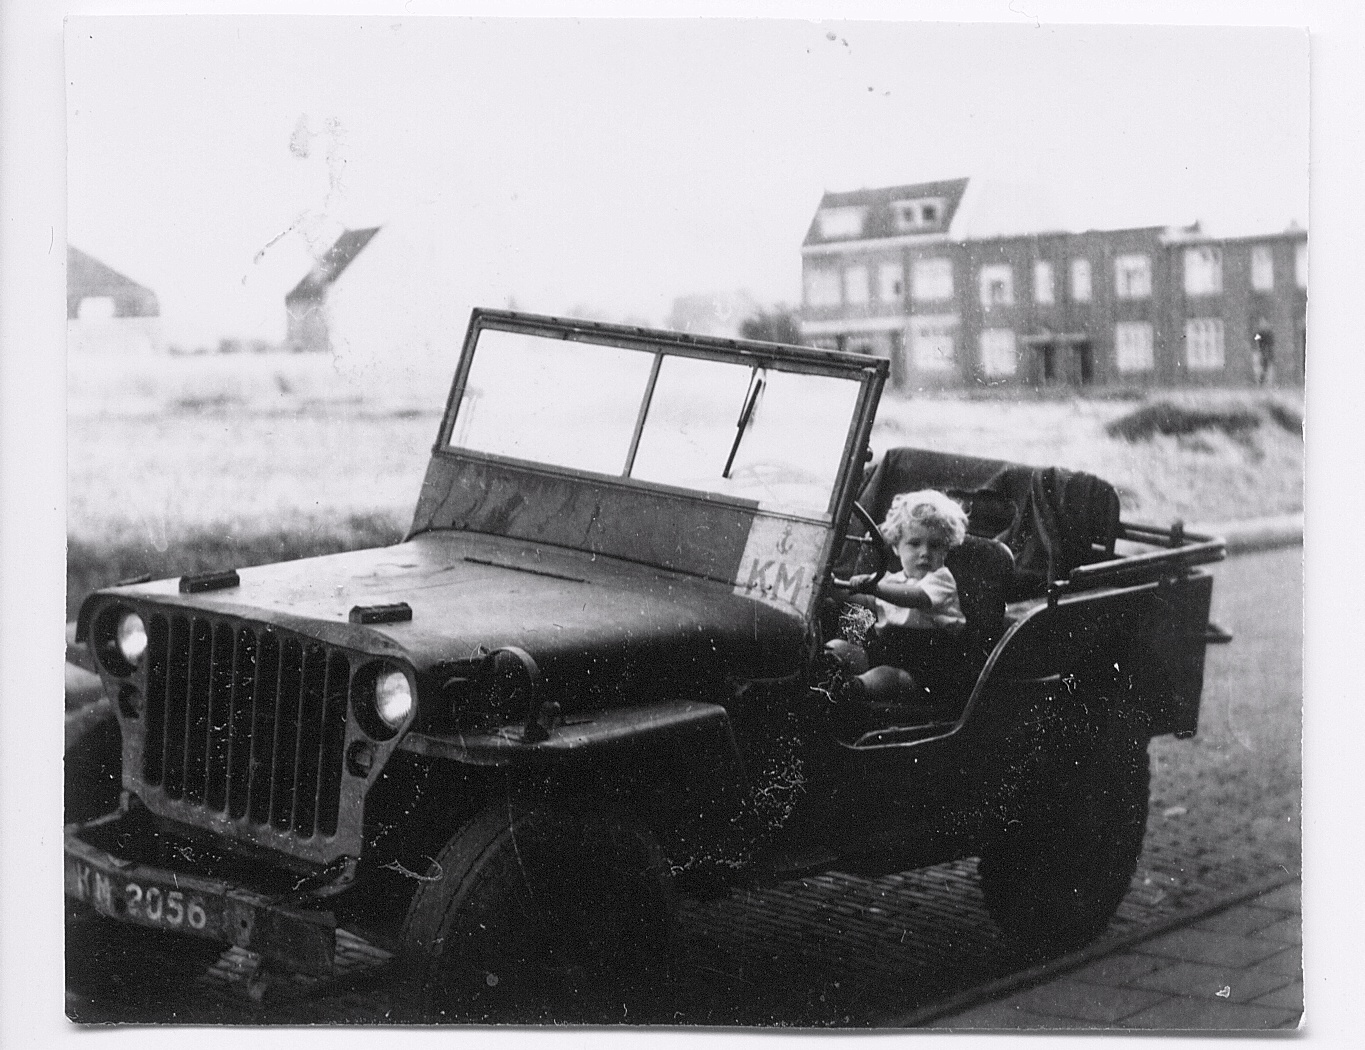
799, 178, 1307, 389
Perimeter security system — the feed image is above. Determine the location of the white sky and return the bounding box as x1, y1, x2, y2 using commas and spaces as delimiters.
67, 17, 1309, 345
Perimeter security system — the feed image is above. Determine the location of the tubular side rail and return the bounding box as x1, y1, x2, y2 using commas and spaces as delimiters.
1052, 533, 1225, 596
1118, 520, 1220, 548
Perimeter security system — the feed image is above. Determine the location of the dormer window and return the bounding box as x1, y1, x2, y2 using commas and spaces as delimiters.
893, 197, 945, 232
818, 207, 866, 240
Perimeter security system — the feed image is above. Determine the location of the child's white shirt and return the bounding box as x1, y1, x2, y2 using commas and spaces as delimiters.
874, 566, 966, 630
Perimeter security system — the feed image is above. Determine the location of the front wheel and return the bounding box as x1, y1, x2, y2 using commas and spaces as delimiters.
978, 737, 1150, 957
398, 803, 673, 1022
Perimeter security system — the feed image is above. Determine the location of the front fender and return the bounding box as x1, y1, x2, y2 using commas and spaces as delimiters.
397, 699, 744, 776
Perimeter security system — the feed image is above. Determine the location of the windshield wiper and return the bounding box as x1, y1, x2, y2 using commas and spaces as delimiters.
722, 368, 765, 479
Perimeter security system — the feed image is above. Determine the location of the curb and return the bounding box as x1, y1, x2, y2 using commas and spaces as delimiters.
894, 869, 1301, 1029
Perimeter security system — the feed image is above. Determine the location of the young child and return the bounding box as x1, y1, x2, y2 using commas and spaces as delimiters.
846, 490, 968, 695
849, 489, 968, 631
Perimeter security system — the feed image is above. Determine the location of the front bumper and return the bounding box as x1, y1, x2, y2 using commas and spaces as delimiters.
64, 812, 339, 975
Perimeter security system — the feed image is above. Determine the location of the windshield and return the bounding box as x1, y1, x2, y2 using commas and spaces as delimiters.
449, 325, 864, 519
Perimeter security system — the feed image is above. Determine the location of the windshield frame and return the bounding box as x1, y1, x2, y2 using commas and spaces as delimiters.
436, 309, 886, 525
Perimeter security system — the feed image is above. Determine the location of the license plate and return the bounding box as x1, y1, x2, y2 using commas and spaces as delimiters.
65, 856, 217, 936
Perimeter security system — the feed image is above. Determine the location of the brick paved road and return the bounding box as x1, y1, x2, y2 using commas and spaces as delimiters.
65, 547, 1301, 1027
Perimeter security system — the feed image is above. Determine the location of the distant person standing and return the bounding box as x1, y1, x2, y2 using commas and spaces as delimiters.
1254, 330, 1276, 385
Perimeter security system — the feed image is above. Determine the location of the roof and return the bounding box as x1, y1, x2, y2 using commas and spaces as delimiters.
947, 178, 1066, 240
67, 246, 160, 318
285, 227, 382, 302
802, 178, 969, 246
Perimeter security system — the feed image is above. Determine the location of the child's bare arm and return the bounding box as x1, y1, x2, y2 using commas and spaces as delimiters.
847, 574, 933, 611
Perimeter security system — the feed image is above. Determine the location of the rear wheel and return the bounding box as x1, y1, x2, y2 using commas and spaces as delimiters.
978, 736, 1149, 957
398, 802, 672, 1022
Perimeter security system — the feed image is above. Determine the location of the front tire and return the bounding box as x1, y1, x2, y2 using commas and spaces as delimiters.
399, 802, 672, 1021
978, 737, 1149, 957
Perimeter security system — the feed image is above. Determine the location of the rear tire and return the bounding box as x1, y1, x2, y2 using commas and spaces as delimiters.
979, 737, 1149, 957
398, 802, 672, 1022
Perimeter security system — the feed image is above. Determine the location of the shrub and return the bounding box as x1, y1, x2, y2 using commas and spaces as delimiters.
1264, 399, 1303, 436
1105, 401, 1262, 442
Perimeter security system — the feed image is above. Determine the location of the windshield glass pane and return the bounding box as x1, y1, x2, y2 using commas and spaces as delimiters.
450, 328, 653, 475
631, 355, 860, 518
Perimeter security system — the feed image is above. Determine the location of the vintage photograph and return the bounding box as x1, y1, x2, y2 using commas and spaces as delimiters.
60, 15, 1305, 1029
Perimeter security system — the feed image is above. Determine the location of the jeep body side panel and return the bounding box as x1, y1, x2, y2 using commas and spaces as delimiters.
986, 570, 1216, 737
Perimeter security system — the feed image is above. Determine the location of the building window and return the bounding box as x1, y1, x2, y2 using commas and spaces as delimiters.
1251, 245, 1275, 291
912, 258, 954, 301
844, 265, 870, 305
1033, 261, 1054, 305
1295, 242, 1308, 288
1183, 246, 1223, 296
979, 328, 1017, 377
878, 260, 904, 301
893, 197, 945, 232
909, 315, 957, 371
1114, 254, 1152, 300
1184, 318, 1225, 370
804, 268, 841, 308
979, 264, 1014, 308
818, 206, 865, 239
1115, 322, 1155, 372
1070, 259, 1092, 302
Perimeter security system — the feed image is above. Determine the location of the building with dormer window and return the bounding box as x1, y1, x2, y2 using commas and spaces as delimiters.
799, 178, 1306, 389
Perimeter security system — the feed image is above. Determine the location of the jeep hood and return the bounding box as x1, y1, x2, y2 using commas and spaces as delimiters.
94, 530, 808, 688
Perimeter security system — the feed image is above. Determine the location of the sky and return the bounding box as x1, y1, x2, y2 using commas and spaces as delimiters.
66, 17, 1309, 346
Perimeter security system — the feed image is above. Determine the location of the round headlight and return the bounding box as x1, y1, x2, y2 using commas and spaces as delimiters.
375, 668, 413, 728
116, 612, 148, 667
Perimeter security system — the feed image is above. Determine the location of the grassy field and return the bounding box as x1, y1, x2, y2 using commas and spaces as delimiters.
67, 353, 1303, 616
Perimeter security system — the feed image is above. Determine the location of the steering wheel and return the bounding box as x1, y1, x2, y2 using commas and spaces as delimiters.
830, 500, 895, 591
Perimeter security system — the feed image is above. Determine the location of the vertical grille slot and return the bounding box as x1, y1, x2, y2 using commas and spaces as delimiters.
290, 644, 329, 834
161, 616, 192, 798
226, 628, 258, 819
142, 615, 170, 786
268, 638, 304, 831
204, 622, 236, 812
137, 612, 354, 843
247, 631, 282, 826
316, 653, 351, 837
182, 617, 214, 803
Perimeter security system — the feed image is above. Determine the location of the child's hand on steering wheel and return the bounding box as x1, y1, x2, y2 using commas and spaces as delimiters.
846, 573, 880, 595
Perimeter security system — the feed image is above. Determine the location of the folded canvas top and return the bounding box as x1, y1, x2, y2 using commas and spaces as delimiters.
857, 447, 1121, 595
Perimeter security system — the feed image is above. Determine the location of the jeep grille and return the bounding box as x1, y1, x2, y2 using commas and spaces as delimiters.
141, 613, 351, 839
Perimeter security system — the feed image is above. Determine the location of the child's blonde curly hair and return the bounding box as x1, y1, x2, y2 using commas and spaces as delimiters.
878, 490, 969, 548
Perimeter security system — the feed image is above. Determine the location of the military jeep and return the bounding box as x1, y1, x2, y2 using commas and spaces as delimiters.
66, 309, 1224, 1017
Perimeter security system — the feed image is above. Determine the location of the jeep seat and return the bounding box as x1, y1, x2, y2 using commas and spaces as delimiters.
868, 534, 1015, 693
831, 536, 1015, 739
856, 447, 1120, 600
